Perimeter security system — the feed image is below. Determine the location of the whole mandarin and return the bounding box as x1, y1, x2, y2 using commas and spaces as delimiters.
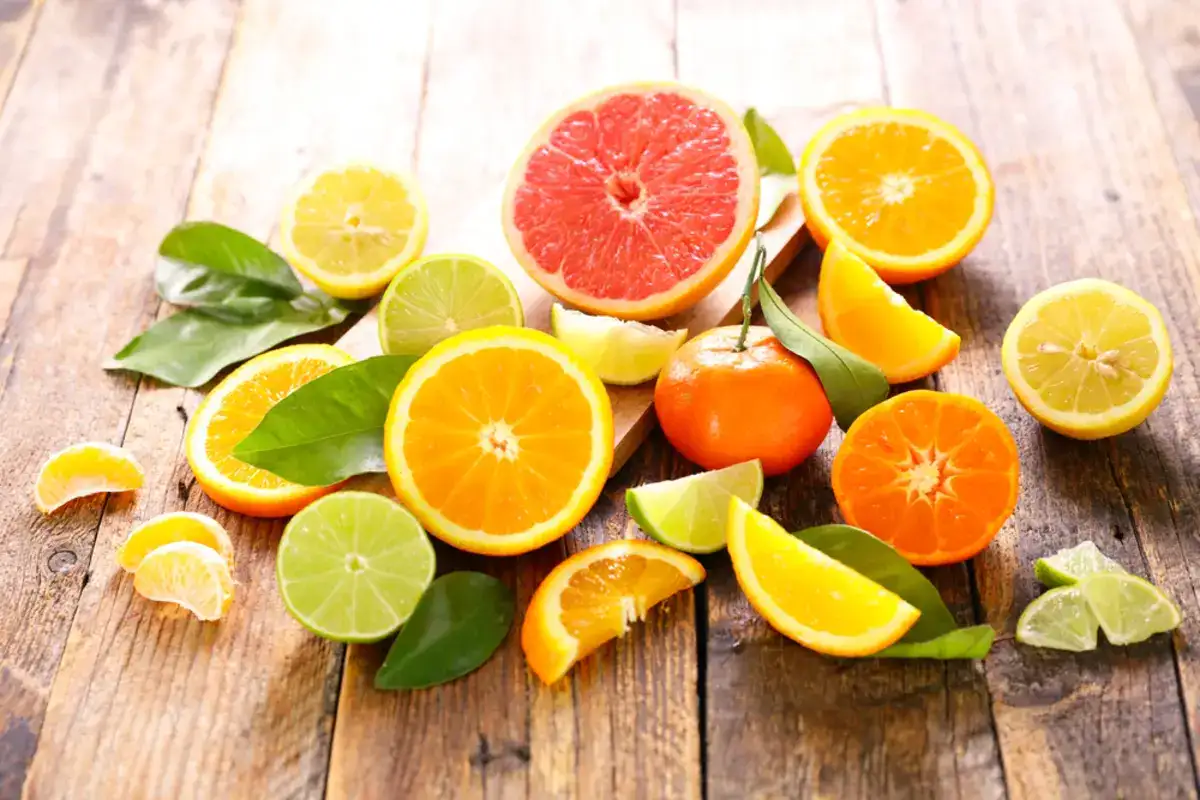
654, 326, 833, 476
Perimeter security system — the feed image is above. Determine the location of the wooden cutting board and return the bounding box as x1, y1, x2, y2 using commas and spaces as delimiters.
335, 188, 809, 475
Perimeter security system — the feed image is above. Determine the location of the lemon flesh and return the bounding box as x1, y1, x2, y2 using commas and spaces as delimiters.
1001, 278, 1172, 439
550, 304, 686, 385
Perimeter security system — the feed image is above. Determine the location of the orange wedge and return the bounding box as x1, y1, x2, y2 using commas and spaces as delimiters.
385, 327, 613, 556
799, 107, 993, 284
34, 442, 144, 513
727, 497, 919, 656
521, 539, 705, 683
818, 239, 960, 383
185, 344, 352, 517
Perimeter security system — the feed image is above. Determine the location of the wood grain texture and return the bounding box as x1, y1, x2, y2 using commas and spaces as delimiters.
24, 1, 431, 798
685, 1, 1006, 796
326, 2, 708, 797
0, 1, 238, 796
875, 0, 1200, 795
0, 0, 41, 115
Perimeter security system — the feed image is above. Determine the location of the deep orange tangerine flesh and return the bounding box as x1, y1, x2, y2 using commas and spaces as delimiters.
831, 390, 1019, 566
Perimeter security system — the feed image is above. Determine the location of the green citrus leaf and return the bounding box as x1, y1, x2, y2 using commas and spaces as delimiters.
744, 109, 796, 230
106, 293, 354, 388
234, 355, 416, 485
758, 277, 889, 430
877, 625, 995, 659
376, 572, 515, 690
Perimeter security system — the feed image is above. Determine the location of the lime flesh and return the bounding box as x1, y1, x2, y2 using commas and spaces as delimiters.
1080, 572, 1181, 645
1015, 585, 1099, 652
1034, 540, 1127, 588
277, 491, 435, 642
550, 303, 686, 385
379, 254, 523, 356
626, 460, 764, 553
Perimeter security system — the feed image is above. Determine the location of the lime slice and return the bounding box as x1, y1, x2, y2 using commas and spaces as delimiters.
276, 491, 436, 642
626, 460, 764, 553
550, 303, 687, 385
1080, 572, 1182, 645
378, 254, 524, 356
1015, 585, 1099, 652
1034, 540, 1126, 588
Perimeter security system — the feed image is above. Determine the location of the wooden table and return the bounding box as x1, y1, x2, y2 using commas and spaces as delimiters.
3, 0, 1199, 797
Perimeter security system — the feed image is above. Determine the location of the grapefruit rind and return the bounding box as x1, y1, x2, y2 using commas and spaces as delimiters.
501, 82, 760, 321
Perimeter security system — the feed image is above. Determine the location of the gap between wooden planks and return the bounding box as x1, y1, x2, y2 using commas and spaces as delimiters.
335, 188, 809, 475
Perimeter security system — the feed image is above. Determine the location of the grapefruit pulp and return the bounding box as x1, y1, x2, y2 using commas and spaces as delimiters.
502, 83, 760, 321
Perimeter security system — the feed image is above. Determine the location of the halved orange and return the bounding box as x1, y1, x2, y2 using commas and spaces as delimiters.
384, 326, 613, 556
799, 107, 993, 284
727, 497, 920, 656
502, 82, 759, 320
818, 238, 960, 382
185, 345, 352, 517
34, 442, 144, 513
521, 538, 705, 684
831, 390, 1019, 566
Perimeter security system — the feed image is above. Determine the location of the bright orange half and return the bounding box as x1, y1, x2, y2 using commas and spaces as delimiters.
384, 327, 614, 556
522, 539, 705, 684
799, 107, 993, 284
185, 345, 352, 517
818, 239, 960, 383
831, 390, 1019, 566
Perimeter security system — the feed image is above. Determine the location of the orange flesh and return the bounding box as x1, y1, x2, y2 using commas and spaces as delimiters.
205, 356, 340, 488
814, 121, 977, 257
402, 347, 596, 535
832, 391, 1018, 565
512, 91, 742, 301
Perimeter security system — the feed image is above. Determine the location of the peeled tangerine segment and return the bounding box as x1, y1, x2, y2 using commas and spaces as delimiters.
133, 541, 234, 622
34, 442, 144, 513
117, 511, 234, 572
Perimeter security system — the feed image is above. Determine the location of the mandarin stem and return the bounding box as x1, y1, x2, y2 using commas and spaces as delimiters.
735, 235, 767, 352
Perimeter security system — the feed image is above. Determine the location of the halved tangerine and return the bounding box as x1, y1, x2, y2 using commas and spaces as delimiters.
502, 82, 760, 320
831, 390, 1019, 566
521, 539, 705, 684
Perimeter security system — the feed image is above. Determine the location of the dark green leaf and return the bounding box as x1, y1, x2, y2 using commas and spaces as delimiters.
744, 108, 796, 176
375, 572, 515, 690
233, 355, 416, 485
792, 524, 957, 642
156, 260, 290, 323
877, 626, 995, 659
157, 222, 302, 308
106, 293, 354, 388
758, 277, 889, 430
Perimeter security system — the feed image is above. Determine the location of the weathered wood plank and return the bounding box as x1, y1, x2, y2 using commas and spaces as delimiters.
0, 1, 239, 795
0, 0, 43, 117
680, 1, 1006, 796
24, 1, 431, 797
876, 0, 1200, 794
326, 1, 710, 798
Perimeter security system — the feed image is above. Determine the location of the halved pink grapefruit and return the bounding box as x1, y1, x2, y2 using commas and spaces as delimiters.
502, 82, 760, 321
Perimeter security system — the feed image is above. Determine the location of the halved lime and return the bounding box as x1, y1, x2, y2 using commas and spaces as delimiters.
1080, 572, 1182, 645
550, 303, 687, 385
276, 491, 435, 642
1034, 540, 1127, 588
1015, 585, 1099, 652
626, 460, 764, 553
378, 253, 523, 356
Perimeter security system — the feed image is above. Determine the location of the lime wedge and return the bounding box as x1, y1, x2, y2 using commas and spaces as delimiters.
550, 303, 687, 385
1034, 540, 1126, 588
1015, 585, 1099, 652
378, 254, 523, 356
1080, 572, 1182, 645
277, 491, 435, 642
626, 460, 764, 553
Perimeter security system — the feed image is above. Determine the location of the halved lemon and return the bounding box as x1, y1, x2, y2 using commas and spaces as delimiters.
185, 344, 353, 517
34, 442, 144, 514
133, 541, 234, 621
1001, 278, 1172, 439
280, 164, 428, 299
384, 327, 613, 556
116, 511, 234, 572
818, 239, 960, 383
799, 107, 993, 284
521, 538, 705, 683
727, 497, 920, 656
